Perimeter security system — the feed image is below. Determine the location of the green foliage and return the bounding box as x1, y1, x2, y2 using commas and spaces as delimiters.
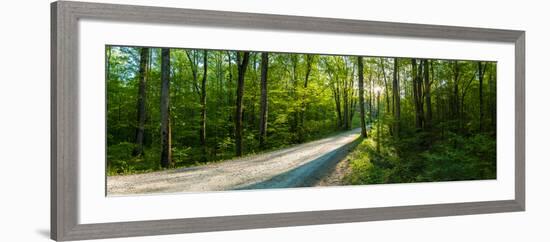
345, 139, 390, 185
344, 58, 497, 185
107, 142, 160, 175
420, 132, 496, 181
107, 142, 134, 166
106, 47, 360, 175
344, 124, 496, 185
172, 146, 192, 164
107, 45, 497, 184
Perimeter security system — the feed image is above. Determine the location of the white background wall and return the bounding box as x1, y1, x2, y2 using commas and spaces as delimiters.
0, 0, 548, 241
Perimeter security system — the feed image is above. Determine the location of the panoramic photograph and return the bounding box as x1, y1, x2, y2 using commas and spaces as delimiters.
105, 46, 497, 195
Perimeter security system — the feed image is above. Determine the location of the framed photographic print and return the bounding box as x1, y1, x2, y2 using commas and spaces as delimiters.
51, 1, 525, 240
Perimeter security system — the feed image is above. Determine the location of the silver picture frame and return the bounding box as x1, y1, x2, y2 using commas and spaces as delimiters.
51, 1, 525, 240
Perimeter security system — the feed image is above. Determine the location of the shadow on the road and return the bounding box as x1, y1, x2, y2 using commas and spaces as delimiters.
235, 137, 362, 190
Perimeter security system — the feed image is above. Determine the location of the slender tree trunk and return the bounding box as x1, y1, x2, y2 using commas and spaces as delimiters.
357, 56, 368, 138
215, 52, 223, 159
392, 58, 401, 137
478, 61, 486, 132
380, 58, 391, 115
376, 92, 381, 153
334, 89, 342, 128
369, 74, 373, 123
380, 58, 392, 136
235, 51, 250, 157
299, 55, 313, 129
227, 52, 234, 123
160, 48, 172, 168
411, 59, 420, 128
343, 88, 349, 130
423, 59, 432, 130
133, 47, 149, 156
452, 61, 460, 132
259, 52, 269, 149
199, 50, 208, 162
289, 55, 299, 135
417, 60, 424, 129
411, 59, 425, 130
248, 54, 259, 128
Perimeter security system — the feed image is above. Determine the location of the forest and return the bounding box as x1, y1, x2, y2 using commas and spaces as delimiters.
106, 46, 497, 186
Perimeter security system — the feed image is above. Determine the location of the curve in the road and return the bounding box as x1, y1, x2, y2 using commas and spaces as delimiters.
107, 128, 361, 195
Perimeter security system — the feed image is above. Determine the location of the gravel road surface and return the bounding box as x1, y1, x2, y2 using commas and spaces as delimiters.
108, 128, 361, 195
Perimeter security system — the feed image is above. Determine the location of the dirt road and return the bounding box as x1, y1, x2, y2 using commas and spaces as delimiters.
108, 128, 361, 195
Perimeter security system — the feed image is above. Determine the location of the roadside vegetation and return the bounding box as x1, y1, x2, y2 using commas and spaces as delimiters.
107, 45, 496, 184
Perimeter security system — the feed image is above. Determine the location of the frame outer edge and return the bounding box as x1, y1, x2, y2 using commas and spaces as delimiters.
515, 32, 526, 211
50, 1, 58, 240
64, 1, 522, 42
51, 1, 527, 240
53, 1, 81, 241
62, 200, 521, 241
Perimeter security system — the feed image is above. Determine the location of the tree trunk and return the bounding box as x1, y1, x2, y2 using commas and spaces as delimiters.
478, 61, 486, 132
357, 56, 368, 138
452, 61, 460, 131
343, 89, 349, 130
299, 55, 313, 130
392, 58, 401, 138
376, 92, 381, 153
423, 59, 432, 130
369, 74, 373, 123
411, 59, 419, 128
160, 48, 172, 168
235, 51, 250, 157
411, 59, 424, 130
259, 52, 269, 149
215, 52, 224, 159
333, 89, 342, 128
227, 52, 234, 122
199, 50, 208, 162
380, 58, 391, 115
133, 47, 149, 156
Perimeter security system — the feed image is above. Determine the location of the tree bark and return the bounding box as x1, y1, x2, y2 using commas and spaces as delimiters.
227, 52, 234, 122
343, 86, 349, 130
259, 52, 269, 149
369, 73, 373, 123
376, 92, 381, 153
199, 50, 208, 162
411, 58, 424, 130
452, 61, 461, 131
478, 61, 486, 132
380, 58, 391, 115
160, 48, 172, 168
423, 59, 432, 130
133, 47, 149, 156
235, 51, 250, 157
357, 56, 368, 138
333, 88, 342, 128
392, 58, 401, 138
299, 55, 313, 130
